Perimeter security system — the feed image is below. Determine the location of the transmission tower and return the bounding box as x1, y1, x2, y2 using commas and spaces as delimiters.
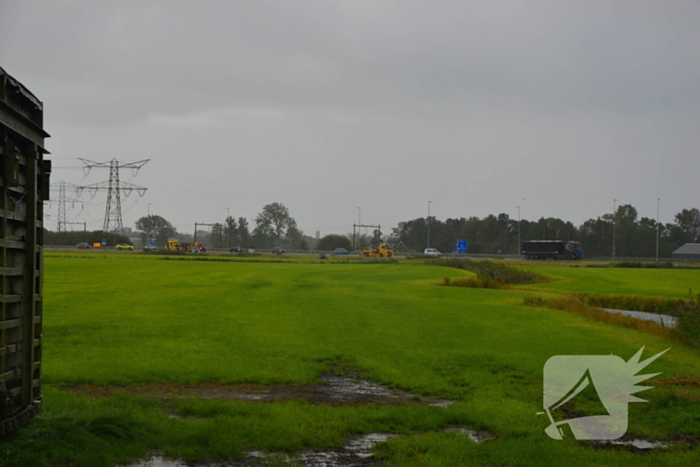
48, 181, 82, 232
77, 158, 149, 232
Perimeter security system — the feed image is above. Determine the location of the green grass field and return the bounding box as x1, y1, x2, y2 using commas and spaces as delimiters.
513, 263, 699, 298
2, 253, 699, 466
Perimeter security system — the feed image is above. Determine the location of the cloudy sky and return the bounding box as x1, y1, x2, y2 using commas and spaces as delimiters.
2, 1, 699, 238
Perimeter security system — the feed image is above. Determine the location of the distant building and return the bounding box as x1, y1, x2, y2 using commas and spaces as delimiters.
672, 243, 700, 260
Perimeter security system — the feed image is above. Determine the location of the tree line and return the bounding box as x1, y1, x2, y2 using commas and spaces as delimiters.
388, 205, 700, 257
133, 202, 313, 250
46, 202, 700, 258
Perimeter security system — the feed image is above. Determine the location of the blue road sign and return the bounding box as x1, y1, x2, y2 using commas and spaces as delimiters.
456, 239, 468, 253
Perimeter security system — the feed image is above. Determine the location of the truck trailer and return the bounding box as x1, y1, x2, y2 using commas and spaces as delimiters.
522, 240, 581, 260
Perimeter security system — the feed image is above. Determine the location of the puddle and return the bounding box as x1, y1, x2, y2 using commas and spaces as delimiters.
315, 374, 437, 405
600, 308, 679, 327
59, 374, 454, 407
123, 428, 495, 467
294, 433, 399, 466
124, 433, 399, 467
120, 456, 189, 467
609, 439, 673, 449
589, 437, 678, 452
444, 426, 498, 443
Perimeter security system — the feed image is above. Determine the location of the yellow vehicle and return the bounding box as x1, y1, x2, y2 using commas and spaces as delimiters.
360, 243, 395, 257
165, 240, 207, 252
166, 240, 181, 251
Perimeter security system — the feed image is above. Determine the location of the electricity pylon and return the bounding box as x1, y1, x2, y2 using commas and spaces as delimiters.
48, 181, 82, 232
77, 158, 149, 232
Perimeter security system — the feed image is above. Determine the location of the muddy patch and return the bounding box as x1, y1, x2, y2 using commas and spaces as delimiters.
58, 373, 453, 407
587, 433, 700, 453
121, 428, 495, 467
246, 432, 399, 466
654, 375, 700, 388
119, 433, 398, 467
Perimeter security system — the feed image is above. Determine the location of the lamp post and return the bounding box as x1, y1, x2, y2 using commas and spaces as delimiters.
517, 205, 521, 256
226, 207, 230, 249
427, 201, 433, 249
612, 199, 618, 261
357, 207, 361, 248
147, 203, 152, 245
656, 198, 660, 262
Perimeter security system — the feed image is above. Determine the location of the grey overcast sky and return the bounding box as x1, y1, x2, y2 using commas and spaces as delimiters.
2, 1, 699, 237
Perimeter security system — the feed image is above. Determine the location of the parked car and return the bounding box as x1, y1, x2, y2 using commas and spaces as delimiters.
143, 245, 157, 251
334, 248, 349, 255
271, 247, 286, 254
77, 242, 92, 249
229, 246, 243, 253
115, 243, 134, 250
424, 248, 442, 257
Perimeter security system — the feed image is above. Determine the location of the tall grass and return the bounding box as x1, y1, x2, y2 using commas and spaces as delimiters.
573, 293, 688, 315
428, 258, 549, 286
672, 296, 700, 348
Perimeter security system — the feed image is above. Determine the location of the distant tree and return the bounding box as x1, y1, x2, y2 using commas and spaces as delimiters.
616, 204, 638, 224
283, 218, 304, 249
254, 202, 294, 247
577, 215, 613, 257
223, 216, 237, 249
135, 215, 176, 247
671, 208, 700, 244
371, 228, 383, 245
210, 223, 224, 248
237, 217, 251, 247
317, 234, 352, 251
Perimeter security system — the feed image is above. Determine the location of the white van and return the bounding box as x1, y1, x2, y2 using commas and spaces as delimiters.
424, 248, 442, 257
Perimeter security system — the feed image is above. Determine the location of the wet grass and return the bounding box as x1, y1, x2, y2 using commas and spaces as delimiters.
513, 264, 699, 298
1, 253, 699, 465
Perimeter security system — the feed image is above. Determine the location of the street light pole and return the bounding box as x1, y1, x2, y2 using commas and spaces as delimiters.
427, 201, 432, 249
517, 205, 521, 256
613, 199, 618, 262
226, 207, 230, 249
147, 203, 152, 245
656, 198, 660, 262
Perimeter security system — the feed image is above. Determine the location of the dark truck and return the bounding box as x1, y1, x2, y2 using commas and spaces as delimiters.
522, 240, 581, 260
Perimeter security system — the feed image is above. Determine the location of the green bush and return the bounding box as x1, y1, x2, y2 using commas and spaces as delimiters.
671, 295, 700, 348
617, 261, 675, 269
428, 259, 548, 285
